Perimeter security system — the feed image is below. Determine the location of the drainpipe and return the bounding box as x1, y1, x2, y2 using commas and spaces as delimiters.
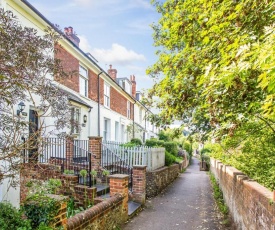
97, 72, 103, 136
132, 101, 136, 139
143, 108, 150, 142
143, 110, 147, 143
88, 107, 92, 136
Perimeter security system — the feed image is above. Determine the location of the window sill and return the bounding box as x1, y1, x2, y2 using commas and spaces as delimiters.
103, 105, 111, 110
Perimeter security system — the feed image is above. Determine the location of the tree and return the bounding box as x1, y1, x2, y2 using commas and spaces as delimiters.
0, 9, 71, 186
147, 0, 275, 138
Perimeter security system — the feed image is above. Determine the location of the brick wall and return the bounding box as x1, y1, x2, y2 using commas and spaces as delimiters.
55, 44, 79, 92
132, 166, 146, 204
146, 164, 180, 198
110, 87, 127, 117
20, 163, 63, 202
67, 195, 124, 230
55, 44, 134, 120
210, 158, 275, 230
89, 70, 104, 103
74, 185, 96, 208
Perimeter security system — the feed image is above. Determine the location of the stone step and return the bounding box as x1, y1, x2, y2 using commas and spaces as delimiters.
95, 183, 110, 196
128, 200, 142, 217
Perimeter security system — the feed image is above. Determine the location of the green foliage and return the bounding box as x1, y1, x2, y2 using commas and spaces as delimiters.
80, 169, 88, 178
121, 142, 137, 147
102, 170, 110, 176
47, 179, 62, 194
201, 148, 211, 155
23, 195, 60, 229
130, 138, 143, 146
147, 0, 275, 140
37, 223, 54, 230
162, 142, 178, 157
90, 169, 97, 177
165, 151, 176, 166
205, 121, 275, 190
64, 170, 74, 175
183, 141, 191, 154
209, 172, 229, 217
145, 138, 166, 147
66, 198, 76, 218
145, 138, 159, 147
158, 130, 171, 141
0, 202, 31, 230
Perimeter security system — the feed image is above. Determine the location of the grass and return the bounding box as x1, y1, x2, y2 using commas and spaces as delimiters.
208, 172, 231, 226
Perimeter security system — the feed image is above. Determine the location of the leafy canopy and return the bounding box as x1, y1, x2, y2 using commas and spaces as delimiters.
147, 0, 275, 138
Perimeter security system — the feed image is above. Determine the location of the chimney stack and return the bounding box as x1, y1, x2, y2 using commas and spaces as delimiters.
64, 26, 80, 47
108, 65, 117, 80
130, 75, 136, 98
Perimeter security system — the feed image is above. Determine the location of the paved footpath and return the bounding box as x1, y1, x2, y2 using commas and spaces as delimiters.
122, 158, 225, 230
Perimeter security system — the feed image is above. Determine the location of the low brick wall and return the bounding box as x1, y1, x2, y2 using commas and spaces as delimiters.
210, 158, 275, 230
67, 194, 125, 230
146, 164, 180, 197
74, 185, 96, 208
20, 163, 63, 202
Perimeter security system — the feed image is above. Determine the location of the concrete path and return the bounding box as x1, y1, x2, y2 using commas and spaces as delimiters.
122, 158, 225, 230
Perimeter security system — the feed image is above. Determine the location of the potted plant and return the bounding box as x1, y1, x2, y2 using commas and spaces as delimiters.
79, 169, 88, 185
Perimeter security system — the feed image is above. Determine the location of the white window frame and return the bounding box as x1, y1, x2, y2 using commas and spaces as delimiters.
71, 106, 80, 134
104, 83, 110, 108
139, 108, 142, 123
103, 118, 110, 141
121, 124, 125, 142
79, 65, 88, 97
127, 101, 131, 119
115, 121, 119, 142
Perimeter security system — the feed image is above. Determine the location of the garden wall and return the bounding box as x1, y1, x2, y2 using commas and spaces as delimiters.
146, 160, 189, 197
67, 194, 125, 230
210, 158, 275, 230
20, 163, 63, 202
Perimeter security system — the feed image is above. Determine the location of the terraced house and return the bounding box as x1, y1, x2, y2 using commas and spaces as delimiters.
0, 0, 159, 207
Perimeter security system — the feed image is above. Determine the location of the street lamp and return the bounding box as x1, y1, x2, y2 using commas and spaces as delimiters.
17, 101, 26, 116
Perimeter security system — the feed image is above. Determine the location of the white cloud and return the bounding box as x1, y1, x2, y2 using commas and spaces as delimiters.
92, 43, 146, 65
79, 35, 93, 52
73, 0, 93, 7
129, 0, 154, 10
79, 39, 146, 65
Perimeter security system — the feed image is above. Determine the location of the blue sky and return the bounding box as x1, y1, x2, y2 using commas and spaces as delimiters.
29, 0, 161, 92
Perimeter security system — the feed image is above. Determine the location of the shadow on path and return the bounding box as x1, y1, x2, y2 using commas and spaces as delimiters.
122, 158, 225, 230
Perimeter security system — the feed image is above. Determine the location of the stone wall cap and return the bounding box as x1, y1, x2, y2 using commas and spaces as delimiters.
133, 165, 147, 169
88, 136, 103, 140
108, 174, 129, 179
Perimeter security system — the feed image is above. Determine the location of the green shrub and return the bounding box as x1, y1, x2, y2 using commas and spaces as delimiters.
46, 179, 62, 194
183, 141, 192, 154
201, 148, 211, 155
156, 140, 165, 146
145, 138, 159, 147
165, 151, 176, 166
158, 130, 171, 141
121, 142, 137, 147
23, 195, 60, 229
64, 169, 74, 175
163, 142, 178, 157
130, 138, 142, 146
0, 202, 31, 230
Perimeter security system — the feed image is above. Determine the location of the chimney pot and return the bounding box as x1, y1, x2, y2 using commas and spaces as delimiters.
64, 26, 80, 47
130, 75, 136, 98
68, 26, 73, 34
108, 64, 117, 80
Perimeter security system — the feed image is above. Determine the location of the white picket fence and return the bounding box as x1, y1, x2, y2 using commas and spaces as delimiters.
102, 142, 165, 171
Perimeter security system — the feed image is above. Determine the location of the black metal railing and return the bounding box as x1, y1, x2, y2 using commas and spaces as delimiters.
101, 142, 133, 190
21, 137, 96, 187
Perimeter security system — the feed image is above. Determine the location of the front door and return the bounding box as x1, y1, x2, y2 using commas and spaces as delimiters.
29, 109, 38, 161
